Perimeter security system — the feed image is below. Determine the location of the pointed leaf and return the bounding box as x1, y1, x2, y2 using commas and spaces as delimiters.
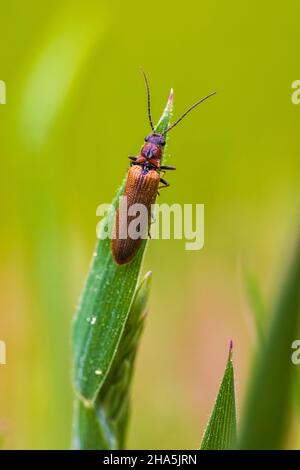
200, 342, 237, 450
72, 91, 173, 404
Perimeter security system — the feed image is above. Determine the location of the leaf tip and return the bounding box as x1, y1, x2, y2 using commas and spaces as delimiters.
229, 339, 233, 359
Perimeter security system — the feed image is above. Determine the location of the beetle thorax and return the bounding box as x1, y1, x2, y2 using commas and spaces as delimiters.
141, 142, 162, 162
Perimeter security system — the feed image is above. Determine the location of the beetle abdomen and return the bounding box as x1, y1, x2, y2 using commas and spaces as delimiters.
112, 165, 160, 265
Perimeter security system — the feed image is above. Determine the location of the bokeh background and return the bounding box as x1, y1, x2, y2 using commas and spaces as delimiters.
1, 0, 300, 449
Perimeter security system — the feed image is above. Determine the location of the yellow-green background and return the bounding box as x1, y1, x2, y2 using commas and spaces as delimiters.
0, 0, 299, 449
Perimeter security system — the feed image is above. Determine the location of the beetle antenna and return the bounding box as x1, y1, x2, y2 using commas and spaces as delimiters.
162, 91, 216, 135
141, 68, 155, 132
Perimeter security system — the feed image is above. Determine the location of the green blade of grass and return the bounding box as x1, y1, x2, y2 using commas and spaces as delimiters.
96, 270, 152, 449
72, 90, 173, 402
72, 399, 115, 450
72, 224, 145, 404
72, 91, 173, 404
72, 271, 152, 449
200, 342, 237, 450
238, 237, 300, 449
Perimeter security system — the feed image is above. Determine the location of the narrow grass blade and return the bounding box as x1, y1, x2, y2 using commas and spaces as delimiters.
72, 271, 152, 449
72, 398, 116, 450
72, 90, 173, 404
200, 341, 237, 450
96, 270, 151, 449
238, 237, 300, 449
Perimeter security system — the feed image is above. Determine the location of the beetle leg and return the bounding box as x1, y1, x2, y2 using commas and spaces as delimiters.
158, 177, 170, 189
128, 156, 137, 161
160, 165, 176, 170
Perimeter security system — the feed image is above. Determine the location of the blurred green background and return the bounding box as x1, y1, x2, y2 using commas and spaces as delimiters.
0, 0, 300, 449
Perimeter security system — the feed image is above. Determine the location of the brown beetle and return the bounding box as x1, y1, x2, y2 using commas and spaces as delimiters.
111, 71, 215, 265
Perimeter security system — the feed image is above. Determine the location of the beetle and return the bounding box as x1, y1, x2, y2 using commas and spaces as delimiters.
111, 71, 216, 265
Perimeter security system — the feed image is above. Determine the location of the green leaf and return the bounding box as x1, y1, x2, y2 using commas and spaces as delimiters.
72, 87, 173, 449
72, 89, 173, 404
200, 342, 237, 450
96, 270, 151, 449
72, 271, 152, 449
238, 238, 300, 449
72, 398, 116, 450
